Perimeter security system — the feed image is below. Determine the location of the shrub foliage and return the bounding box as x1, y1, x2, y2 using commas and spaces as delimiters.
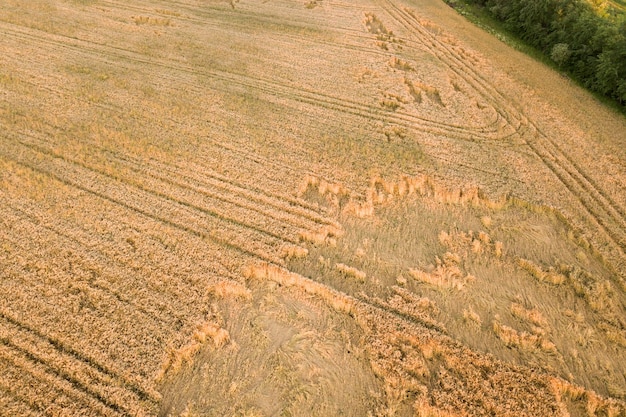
470, 0, 626, 106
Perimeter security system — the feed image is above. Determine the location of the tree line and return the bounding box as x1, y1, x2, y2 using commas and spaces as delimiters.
468, 0, 626, 107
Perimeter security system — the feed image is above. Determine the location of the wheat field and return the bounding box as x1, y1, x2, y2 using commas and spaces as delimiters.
1, 0, 626, 416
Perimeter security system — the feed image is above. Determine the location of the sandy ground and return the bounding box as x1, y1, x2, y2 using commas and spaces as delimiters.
0, 0, 625, 415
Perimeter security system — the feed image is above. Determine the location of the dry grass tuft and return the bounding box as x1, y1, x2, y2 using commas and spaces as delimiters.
587, 280, 614, 313
280, 244, 309, 259
383, 125, 408, 141
517, 258, 566, 285
550, 377, 586, 402
339, 174, 511, 221
396, 274, 407, 285
155, 9, 181, 17
438, 230, 451, 245
494, 241, 503, 258
439, 229, 503, 260
566, 268, 621, 328
335, 263, 367, 282
470, 239, 483, 254
389, 57, 414, 71
480, 216, 492, 228
157, 322, 230, 382
409, 253, 474, 290
132, 16, 172, 26
296, 175, 349, 207
207, 280, 252, 300
392, 286, 438, 312
492, 321, 556, 353
305, 0, 319, 9
381, 286, 444, 331
462, 307, 482, 327
363, 13, 397, 43
244, 262, 355, 314
178, 405, 201, 417
551, 377, 626, 417
510, 303, 548, 328
299, 224, 343, 246
418, 338, 446, 360
599, 322, 626, 348
550, 377, 585, 417
343, 199, 375, 218
477, 231, 491, 245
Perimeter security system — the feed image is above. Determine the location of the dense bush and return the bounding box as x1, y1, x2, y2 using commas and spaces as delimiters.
469, 0, 626, 106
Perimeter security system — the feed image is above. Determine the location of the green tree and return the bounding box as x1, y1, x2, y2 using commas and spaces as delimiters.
550, 43, 571, 67
595, 21, 626, 102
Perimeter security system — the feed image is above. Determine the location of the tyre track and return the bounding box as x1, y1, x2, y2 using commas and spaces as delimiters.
525, 135, 626, 252
0, 16, 520, 193
109, 152, 335, 232
0, 202, 187, 328
0, 367, 96, 417
11, 130, 304, 246
0, 20, 517, 142
7, 4, 622, 252
199, 0, 520, 139
2, 72, 341, 250
0, 148, 276, 263
118, 0, 369, 38
0, 77, 333, 218
0, 195, 265, 411
374, 0, 527, 134
191, 0, 525, 141
3, 78, 343, 222
0, 265, 167, 397
0, 177, 246, 278
0, 163, 261, 286
0, 75, 329, 214
1, 81, 518, 214
0, 382, 43, 417
358, 294, 446, 333
0, 95, 332, 225
396, 0, 626, 250
133, 155, 337, 223
0, 136, 289, 263
100, 0, 387, 58
378, 0, 626, 266
0, 76, 358, 216
0, 342, 123, 417
0, 317, 152, 416
191, 139, 351, 200
530, 124, 626, 231
0, 301, 160, 405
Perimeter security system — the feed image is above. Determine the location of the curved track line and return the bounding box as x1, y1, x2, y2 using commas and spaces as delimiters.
377, 0, 625, 270
0, 21, 519, 142
374, 0, 526, 132
525, 134, 626, 251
